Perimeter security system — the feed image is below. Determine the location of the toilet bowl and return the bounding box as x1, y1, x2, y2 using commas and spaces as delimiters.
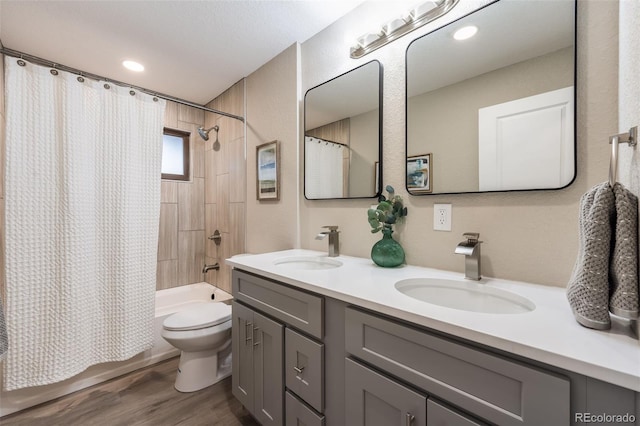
161, 302, 232, 392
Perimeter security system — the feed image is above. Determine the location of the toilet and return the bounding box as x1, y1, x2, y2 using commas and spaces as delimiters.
161, 302, 232, 392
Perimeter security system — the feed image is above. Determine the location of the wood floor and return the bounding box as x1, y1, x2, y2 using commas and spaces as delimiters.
1, 357, 260, 426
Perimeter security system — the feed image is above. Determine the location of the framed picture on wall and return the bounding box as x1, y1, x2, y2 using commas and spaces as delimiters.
407, 154, 432, 193
256, 140, 280, 201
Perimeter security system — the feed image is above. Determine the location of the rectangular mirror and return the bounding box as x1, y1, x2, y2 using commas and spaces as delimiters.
304, 60, 382, 199
406, 0, 576, 195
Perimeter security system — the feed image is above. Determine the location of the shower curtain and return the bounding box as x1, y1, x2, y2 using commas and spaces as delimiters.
3, 58, 166, 390
305, 136, 345, 198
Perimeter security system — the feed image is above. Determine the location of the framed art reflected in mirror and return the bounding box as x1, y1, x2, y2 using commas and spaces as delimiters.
407, 154, 432, 194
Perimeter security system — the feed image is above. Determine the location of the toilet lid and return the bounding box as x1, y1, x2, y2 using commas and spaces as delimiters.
163, 302, 232, 331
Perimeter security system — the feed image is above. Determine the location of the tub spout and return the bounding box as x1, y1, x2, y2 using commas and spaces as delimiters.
203, 263, 220, 273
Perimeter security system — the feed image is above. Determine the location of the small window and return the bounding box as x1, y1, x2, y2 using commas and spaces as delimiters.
162, 128, 190, 181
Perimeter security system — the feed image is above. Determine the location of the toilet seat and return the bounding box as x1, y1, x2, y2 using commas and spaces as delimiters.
163, 302, 231, 331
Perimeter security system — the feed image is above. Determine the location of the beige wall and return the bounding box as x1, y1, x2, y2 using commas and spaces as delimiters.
618, 0, 639, 336
292, 0, 623, 287
618, 0, 639, 209
203, 80, 246, 294
408, 47, 574, 193
246, 44, 300, 253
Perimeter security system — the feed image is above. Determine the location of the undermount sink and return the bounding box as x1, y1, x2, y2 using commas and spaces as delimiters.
273, 256, 343, 270
395, 278, 535, 314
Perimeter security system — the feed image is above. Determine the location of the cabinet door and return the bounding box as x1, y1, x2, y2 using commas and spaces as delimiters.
345, 358, 426, 426
285, 328, 324, 412
253, 310, 284, 426
427, 399, 485, 426
286, 391, 326, 426
232, 301, 254, 411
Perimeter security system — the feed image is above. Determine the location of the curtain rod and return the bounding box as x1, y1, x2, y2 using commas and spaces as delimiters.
0, 47, 245, 123
306, 135, 350, 149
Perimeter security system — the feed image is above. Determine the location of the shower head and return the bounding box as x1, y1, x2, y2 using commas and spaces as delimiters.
197, 125, 219, 141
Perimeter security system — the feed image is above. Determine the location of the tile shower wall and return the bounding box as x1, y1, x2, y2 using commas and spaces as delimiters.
203, 80, 246, 294
156, 101, 206, 290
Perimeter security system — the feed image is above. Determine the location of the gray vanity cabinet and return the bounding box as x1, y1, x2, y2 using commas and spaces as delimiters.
345, 357, 427, 425
285, 328, 324, 412
232, 269, 328, 425
345, 307, 570, 426
232, 301, 284, 426
427, 400, 485, 426
231, 268, 640, 426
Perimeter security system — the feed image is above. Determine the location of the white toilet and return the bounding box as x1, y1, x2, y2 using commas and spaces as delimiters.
161, 302, 232, 392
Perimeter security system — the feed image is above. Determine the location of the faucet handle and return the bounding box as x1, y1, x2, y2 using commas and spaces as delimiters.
462, 232, 480, 243
322, 225, 339, 232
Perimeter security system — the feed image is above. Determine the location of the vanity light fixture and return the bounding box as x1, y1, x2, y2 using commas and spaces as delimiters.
122, 60, 144, 72
453, 25, 478, 41
350, 0, 459, 59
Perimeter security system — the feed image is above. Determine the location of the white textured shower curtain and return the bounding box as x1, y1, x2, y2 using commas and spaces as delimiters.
3, 58, 166, 390
305, 136, 345, 198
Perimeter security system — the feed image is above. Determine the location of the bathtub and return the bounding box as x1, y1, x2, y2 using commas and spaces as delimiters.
0, 283, 232, 417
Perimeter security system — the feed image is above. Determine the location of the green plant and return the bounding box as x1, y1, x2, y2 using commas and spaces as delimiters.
367, 185, 408, 233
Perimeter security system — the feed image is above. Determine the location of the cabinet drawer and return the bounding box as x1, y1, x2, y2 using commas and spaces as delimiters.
232, 269, 323, 338
427, 399, 485, 426
285, 328, 324, 412
285, 391, 325, 426
345, 357, 427, 426
345, 307, 570, 426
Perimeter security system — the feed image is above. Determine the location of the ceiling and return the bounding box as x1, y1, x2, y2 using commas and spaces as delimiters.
407, 0, 575, 97
0, 0, 366, 105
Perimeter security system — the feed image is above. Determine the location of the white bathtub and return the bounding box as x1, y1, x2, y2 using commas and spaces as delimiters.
0, 283, 232, 417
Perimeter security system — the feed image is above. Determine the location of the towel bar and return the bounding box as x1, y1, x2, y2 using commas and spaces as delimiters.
608, 126, 637, 187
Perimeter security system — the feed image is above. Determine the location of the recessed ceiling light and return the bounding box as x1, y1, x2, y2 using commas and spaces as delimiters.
122, 60, 144, 72
453, 25, 478, 41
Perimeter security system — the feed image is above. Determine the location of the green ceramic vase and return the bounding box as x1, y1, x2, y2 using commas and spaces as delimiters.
371, 227, 405, 268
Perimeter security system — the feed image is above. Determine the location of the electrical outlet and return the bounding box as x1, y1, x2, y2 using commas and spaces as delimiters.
433, 204, 452, 231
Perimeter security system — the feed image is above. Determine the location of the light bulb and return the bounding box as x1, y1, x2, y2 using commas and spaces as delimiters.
453, 26, 478, 41
122, 60, 144, 72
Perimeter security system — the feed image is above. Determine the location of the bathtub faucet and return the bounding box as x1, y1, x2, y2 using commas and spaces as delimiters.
203, 263, 220, 273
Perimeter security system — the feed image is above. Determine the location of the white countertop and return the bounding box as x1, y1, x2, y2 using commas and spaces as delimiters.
226, 249, 640, 392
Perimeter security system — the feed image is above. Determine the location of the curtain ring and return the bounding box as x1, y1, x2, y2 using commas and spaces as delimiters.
17, 59, 26, 67
77, 76, 85, 83
50, 69, 59, 76
153, 97, 159, 102
129, 90, 136, 96
104, 83, 111, 90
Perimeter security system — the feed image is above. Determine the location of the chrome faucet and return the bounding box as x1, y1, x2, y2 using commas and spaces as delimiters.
454, 233, 482, 280
316, 226, 340, 257
202, 263, 220, 273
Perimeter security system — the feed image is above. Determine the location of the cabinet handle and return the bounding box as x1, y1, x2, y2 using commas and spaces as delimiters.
405, 413, 415, 426
245, 322, 253, 345
253, 328, 261, 346
293, 366, 305, 374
